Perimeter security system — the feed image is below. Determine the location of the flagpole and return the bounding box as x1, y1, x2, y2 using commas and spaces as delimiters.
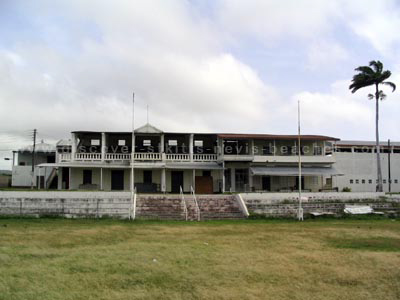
130, 93, 135, 219
298, 100, 303, 221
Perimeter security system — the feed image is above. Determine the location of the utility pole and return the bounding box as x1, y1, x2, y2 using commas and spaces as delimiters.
297, 101, 303, 221
31, 129, 37, 189
388, 139, 391, 193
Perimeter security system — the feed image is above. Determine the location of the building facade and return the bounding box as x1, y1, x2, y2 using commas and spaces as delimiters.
333, 140, 400, 193
37, 123, 342, 193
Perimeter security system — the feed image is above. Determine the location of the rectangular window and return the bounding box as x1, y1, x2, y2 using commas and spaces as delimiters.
355, 179, 359, 184
350, 179, 354, 184
83, 170, 92, 185
368, 179, 372, 184
362, 179, 365, 184
168, 140, 178, 146
194, 140, 203, 147
203, 170, 211, 177
395, 179, 398, 184
313, 146, 322, 155
143, 140, 151, 146
91, 139, 100, 146
263, 146, 273, 155
118, 140, 126, 146
383, 179, 387, 184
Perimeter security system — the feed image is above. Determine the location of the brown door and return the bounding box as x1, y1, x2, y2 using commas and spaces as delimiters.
195, 176, 213, 194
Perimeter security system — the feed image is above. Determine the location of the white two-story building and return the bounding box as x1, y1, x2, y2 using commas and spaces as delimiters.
37, 123, 341, 193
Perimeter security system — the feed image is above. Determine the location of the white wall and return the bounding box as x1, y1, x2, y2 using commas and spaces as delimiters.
333, 151, 400, 192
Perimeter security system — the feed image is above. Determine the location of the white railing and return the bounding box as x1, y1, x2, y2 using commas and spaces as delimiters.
180, 186, 188, 221
166, 154, 190, 161
75, 153, 102, 160
105, 153, 131, 160
191, 185, 200, 221
59, 153, 71, 162
134, 153, 162, 160
193, 154, 218, 162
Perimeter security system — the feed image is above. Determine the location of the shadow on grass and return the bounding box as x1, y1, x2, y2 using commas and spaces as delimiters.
329, 237, 400, 252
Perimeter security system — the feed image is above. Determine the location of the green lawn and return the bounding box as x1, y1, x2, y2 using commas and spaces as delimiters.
0, 218, 399, 300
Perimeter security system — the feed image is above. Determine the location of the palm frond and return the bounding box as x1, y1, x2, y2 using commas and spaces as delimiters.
382, 81, 396, 92
369, 60, 383, 73
355, 66, 374, 75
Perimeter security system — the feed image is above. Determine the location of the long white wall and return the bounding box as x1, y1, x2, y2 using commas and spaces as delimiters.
333, 151, 400, 192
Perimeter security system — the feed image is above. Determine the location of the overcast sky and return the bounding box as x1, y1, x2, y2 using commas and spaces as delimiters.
1, 0, 400, 169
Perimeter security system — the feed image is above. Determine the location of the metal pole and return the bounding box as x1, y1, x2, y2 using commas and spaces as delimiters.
298, 100, 303, 221
31, 129, 37, 189
130, 93, 135, 219
388, 139, 391, 193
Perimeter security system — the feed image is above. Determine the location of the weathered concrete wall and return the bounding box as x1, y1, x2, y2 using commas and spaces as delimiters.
0, 192, 132, 219
245, 201, 400, 217
242, 192, 400, 217
240, 192, 386, 204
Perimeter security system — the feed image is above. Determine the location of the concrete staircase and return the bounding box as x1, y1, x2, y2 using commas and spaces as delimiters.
136, 195, 185, 220
197, 195, 246, 220
184, 196, 200, 221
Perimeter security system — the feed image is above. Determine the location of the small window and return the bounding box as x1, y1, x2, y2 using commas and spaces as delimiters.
350, 179, 354, 184
395, 179, 398, 184
91, 139, 100, 146
383, 179, 387, 184
168, 140, 178, 146
362, 179, 365, 184
368, 179, 372, 184
355, 179, 359, 184
143, 140, 151, 146
118, 140, 126, 146
194, 140, 203, 147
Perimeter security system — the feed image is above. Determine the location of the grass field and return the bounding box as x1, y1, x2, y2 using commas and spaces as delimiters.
0, 218, 399, 300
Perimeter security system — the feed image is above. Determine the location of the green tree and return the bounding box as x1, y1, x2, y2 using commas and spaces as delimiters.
349, 60, 396, 192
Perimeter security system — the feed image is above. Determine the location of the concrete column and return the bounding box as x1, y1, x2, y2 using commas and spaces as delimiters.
230, 167, 235, 192
161, 168, 166, 193
248, 168, 253, 192
160, 134, 164, 153
189, 134, 194, 161
71, 133, 77, 161
100, 167, 103, 190
221, 162, 225, 193
250, 139, 254, 156
57, 167, 62, 190
37, 167, 41, 190
69, 167, 72, 190
192, 169, 196, 190
101, 132, 106, 161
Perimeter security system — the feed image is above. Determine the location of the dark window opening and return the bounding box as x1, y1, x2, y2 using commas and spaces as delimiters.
83, 170, 92, 185
143, 170, 152, 184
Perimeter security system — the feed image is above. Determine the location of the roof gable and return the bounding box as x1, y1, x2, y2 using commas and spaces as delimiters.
135, 123, 163, 134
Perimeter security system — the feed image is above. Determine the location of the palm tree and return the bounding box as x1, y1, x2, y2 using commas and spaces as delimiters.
349, 60, 396, 192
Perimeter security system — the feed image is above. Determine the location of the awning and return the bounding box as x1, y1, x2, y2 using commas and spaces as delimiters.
250, 166, 343, 176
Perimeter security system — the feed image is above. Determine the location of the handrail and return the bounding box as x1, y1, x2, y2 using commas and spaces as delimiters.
190, 185, 200, 221
180, 186, 188, 221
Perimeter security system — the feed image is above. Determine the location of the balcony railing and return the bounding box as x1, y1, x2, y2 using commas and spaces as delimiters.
193, 154, 218, 162
75, 153, 102, 161
58, 152, 218, 163
166, 154, 190, 161
105, 153, 131, 160
134, 153, 162, 161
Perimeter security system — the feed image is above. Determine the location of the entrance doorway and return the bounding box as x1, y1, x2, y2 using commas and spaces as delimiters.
262, 176, 271, 191
111, 170, 124, 190
171, 171, 184, 193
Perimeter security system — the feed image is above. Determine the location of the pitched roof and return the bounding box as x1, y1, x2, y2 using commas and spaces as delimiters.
135, 123, 163, 134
